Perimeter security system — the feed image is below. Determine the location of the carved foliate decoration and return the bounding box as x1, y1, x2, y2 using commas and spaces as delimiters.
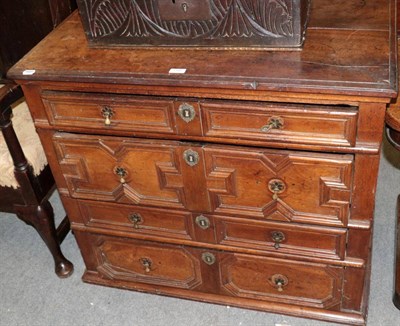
77, 0, 310, 48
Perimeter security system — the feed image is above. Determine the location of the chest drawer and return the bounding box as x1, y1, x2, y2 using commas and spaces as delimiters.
214, 216, 347, 260
53, 133, 353, 227
88, 234, 204, 290
76, 200, 194, 241
201, 100, 358, 147
41, 91, 177, 135
219, 253, 343, 309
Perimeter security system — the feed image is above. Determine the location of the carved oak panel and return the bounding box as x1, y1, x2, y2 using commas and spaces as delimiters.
76, 0, 310, 48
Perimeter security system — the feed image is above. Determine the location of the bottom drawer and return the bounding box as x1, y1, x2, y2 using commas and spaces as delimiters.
219, 254, 343, 309
75, 231, 343, 310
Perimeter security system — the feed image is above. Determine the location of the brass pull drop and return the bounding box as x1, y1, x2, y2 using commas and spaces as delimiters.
261, 117, 284, 132
128, 213, 143, 229
268, 179, 286, 200
271, 274, 288, 292
271, 231, 285, 249
140, 258, 152, 273
114, 166, 128, 184
101, 106, 114, 126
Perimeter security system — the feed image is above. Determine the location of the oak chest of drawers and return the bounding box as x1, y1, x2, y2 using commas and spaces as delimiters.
8, 0, 397, 324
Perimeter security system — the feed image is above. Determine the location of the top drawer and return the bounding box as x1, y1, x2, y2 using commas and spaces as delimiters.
41, 91, 177, 135
200, 100, 358, 147
41, 91, 358, 148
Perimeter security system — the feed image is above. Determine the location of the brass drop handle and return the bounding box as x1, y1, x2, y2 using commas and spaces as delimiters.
261, 117, 284, 132
101, 106, 114, 126
268, 179, 286, 200
271, 231, 285, 249
271, 274, 288, 292
114, 166, 128, 184
140, 258, 152, 273
128, 213, 143, 229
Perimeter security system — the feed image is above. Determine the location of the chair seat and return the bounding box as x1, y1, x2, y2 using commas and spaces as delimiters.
0, 99, 47, 188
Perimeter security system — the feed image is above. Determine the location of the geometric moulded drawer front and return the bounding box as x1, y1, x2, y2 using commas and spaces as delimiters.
92, 234, 203, 289
203, 145, 353, 227
220, 253, 343, 309
53, 133, 353, 227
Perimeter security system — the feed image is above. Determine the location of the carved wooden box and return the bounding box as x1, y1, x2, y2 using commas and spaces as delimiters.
76, 0, 311, 49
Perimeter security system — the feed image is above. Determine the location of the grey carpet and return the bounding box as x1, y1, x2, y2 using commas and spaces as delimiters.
1, 136, 399, 326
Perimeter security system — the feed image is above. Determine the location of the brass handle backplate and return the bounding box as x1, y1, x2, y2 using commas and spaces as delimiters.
140, 257, 152, 273
128, 213, 143, 229
202, 252, 216, 265
270, 274, 289, 292
195, 215, 211, 230
271, 231, 285, 249
268, 179, 286, 200
183, 149, 200, 166
178, 103, 196, 123
101, 106, 114, 125
261, 116, 284, 132
114, 166, 128, 184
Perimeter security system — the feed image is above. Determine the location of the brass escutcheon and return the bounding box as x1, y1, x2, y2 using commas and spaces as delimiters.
261, 116, 284, 132
195, 215, 211, 230
128, 213, 143, 229
101, 106, 114, 126
183, 149, 200, 166
201, 252, 216, 265
178, 103, 196, 123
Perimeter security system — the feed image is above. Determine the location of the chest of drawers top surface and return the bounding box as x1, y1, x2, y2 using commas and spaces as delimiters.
8, 0, 397, 99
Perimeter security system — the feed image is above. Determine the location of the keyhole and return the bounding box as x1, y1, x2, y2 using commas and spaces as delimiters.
182, 3, 188, 12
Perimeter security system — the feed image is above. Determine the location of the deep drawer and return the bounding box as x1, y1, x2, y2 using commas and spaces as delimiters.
219, 252, 343, 309
84, 233, 204, 290
201, 100, 358, 147
214, 216, 347, 260
53, 133, 353, 227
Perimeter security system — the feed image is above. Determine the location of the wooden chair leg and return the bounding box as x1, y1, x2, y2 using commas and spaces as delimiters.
394, 195, 400, 309
14, 200, 74, 278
